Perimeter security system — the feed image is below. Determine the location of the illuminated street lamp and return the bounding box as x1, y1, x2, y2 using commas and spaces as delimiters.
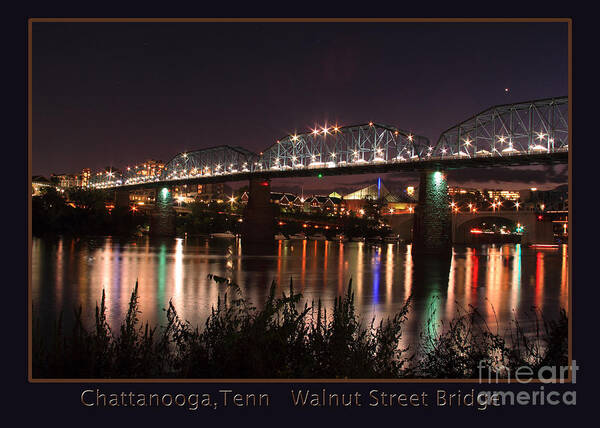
468, 203, 473, 212
515, 201, 520, 212
491, 202, 497, 212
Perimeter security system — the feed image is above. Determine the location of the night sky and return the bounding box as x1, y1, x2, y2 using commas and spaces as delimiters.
32, 21, 568, 194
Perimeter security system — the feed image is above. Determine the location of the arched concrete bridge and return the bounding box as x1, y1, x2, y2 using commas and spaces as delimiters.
388, 211, 554, 245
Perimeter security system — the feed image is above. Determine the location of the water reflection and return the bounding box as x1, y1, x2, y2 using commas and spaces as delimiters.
32, 236, 568, 348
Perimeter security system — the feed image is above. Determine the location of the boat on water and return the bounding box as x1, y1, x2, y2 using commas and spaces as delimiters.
274, 233, 287, 240
334, 233, 348, 242
290, 233, 307, 240
210, 231, 236, 238
384, 234, 400, 242
351, 236, 365, 242
309, 233, 327, 241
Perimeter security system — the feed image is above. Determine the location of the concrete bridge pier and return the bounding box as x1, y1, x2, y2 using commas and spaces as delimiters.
242, 178, 276, 252
150, 186, 176, 237
412, 170, 452, 256
114, 189, 131, 209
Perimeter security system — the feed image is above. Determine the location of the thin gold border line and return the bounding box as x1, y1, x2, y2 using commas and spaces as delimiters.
28, 17, 573, 384
28, 378, 566, 384
567, 18, 573, 377
28, 19, 33, 383
27, 17, 572, 23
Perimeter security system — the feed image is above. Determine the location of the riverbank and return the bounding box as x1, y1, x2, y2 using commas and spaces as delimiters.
32, 277, 567, 379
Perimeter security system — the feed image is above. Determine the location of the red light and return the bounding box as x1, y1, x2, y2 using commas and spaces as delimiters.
470, 229, 483, 234
538, 215, 543, 220
260, 181, 269, 187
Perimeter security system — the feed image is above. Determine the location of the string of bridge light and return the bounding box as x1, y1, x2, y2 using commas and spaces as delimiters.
435, 130, 563, 157
89, 126, 563, 188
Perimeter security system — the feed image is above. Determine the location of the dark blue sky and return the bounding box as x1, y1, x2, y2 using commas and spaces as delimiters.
32, 21, 568, 193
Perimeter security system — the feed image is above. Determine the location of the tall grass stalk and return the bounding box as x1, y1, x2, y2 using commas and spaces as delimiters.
32, 278, 567, 379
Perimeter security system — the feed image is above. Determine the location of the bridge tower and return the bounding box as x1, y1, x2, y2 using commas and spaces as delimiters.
242, 178, 276, 250
150, 186, 176, 237
412, 170, 452, 256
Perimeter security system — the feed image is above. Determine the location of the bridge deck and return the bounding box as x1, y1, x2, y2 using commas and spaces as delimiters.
104, 151, 567, 191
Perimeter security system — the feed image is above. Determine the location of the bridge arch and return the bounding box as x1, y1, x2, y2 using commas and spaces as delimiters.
433, 96, 568, 159
160, 145, 257, 180
257, 123, 430, 171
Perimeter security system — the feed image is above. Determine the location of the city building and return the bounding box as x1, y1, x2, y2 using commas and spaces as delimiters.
126, 159, 165, 178
80, 168, 91, 187
485, 189, 521, 201
447, 187, 486, 210
343, 180, 412, 216
520, 185, 568, 211
269, 192, 297, 209
448, 187, 480, 197
240, 191, 345, 215
196, 183, 233, 202
130, 188, 157, 205
50, 173, 81, 189
304, 195, 344, 215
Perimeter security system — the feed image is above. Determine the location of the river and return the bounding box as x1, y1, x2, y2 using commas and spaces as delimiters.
31, 236, 569, 350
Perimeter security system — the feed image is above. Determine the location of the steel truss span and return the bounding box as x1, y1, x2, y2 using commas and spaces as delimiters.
259, 123, 429, 172
88, 96, 569, 190
433, 96, 568, 159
